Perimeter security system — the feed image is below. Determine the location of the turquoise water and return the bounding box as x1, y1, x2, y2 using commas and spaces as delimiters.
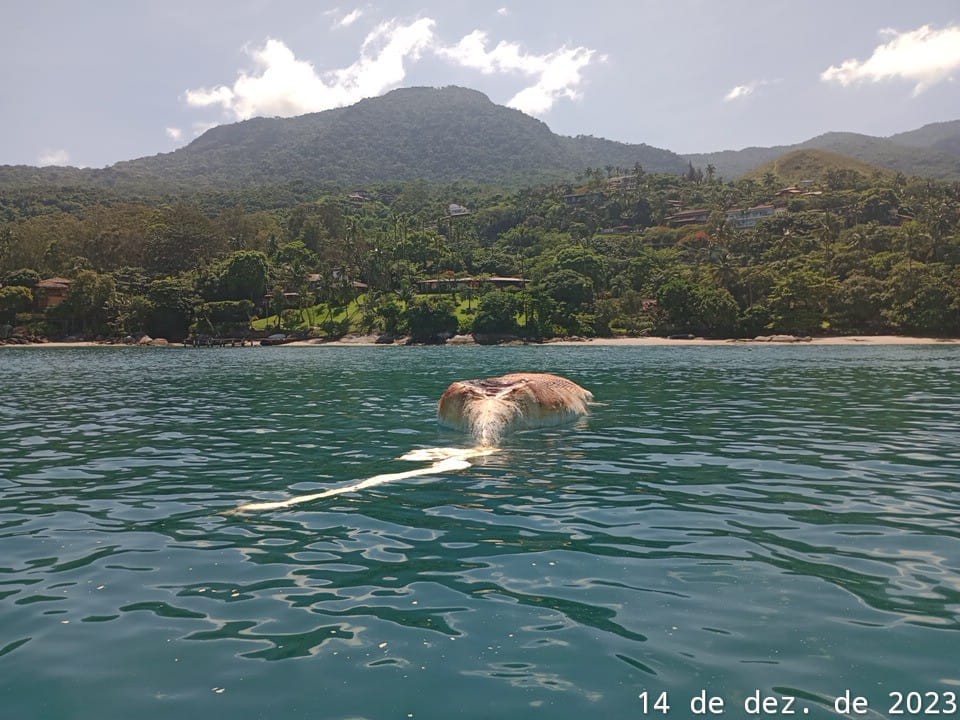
1, 345, 959, 719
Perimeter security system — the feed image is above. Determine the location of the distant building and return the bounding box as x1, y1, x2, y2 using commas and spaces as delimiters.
448, 203, 471, 217
35, 277, 71, 310
417, 276, 528, 292
485, 276, 528, 288
725, 205, 780, 229
606, 175, 639, 191
260, 291, 302, 314
563, 191, 604, 206
306, 272, 368, 290
665, 208, 710, 227
776, 186, 823, 198
598, 225, 636, 234
667, 205, 782, 230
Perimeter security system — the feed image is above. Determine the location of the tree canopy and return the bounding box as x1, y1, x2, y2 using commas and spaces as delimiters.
2, 160, 959, 341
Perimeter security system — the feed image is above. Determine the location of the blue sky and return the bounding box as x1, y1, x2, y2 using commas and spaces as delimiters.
3, 1, 959, 168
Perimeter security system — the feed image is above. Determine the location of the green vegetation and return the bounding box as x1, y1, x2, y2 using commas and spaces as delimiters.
687, 125, 960, 182
744, 149, 891, 185
0, 87, 688, 198
2, 155, 960, 342
1, 88, 958, 225
0, 285, 32, 323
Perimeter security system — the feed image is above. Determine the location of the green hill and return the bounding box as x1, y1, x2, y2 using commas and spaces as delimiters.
685, 121, 960, 181
1, 86, 958, 195
0, 87, 687, 193
744, 148, 891, 184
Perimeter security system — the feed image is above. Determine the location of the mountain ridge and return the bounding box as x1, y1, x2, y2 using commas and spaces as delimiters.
2, 86, 959, 190
686, 124, 960, 181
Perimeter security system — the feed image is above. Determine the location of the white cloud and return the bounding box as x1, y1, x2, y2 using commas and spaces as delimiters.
497, 7, 509, 16
723, 79, 777, 102
338, 8, 363, 28
724, 83, 755, 102
38, 148, 70, 166
186, 85, 234, 111
186, 20, 435, 120
437, 30, 596, 115
184, 19, 600, 121
821, 24, 960, 95
338, 18, 436, 99
165, 127, 183, 140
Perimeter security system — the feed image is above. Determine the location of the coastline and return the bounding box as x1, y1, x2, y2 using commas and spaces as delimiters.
293, 335, 960, 347
4, 335, 959, 349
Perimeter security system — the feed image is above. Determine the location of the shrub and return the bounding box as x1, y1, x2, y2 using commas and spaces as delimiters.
2, 269, 40, 289
401, 297, 458, 342
0, 286, 33, 323
193, 300, 255, 336
471, 290, 521, 335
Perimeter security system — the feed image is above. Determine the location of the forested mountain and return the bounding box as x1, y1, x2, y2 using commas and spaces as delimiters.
890, 119, 960, 149
0, 87, 688, 193
686, 120, 960, 181
1, 86, 957, 205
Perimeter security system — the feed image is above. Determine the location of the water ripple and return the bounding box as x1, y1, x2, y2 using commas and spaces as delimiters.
1, 345, 959, 719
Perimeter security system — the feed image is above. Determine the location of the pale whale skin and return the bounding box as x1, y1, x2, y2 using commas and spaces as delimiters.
437, 373, 593, 445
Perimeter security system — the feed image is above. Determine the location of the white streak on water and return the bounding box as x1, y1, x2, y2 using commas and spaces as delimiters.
232, 446, 499, 513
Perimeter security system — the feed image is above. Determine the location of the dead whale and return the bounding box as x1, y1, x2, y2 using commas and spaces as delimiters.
230, 373, 591, 513
438, 372, 593, 446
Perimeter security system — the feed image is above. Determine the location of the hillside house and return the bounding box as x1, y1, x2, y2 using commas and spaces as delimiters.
563, 191, 604, 206
34, 277, 72, 310
665, 208, 710, 227
606, 175, 639, 192
417, 276, 528, 292
776, 186, 824, 198
725, 205, 781, 229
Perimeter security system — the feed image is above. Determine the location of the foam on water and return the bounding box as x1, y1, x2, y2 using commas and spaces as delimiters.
232, 446, 498, 512
399, 446, 500, 462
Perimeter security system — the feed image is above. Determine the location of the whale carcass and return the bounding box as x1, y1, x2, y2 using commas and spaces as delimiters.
438, 373, 593, 446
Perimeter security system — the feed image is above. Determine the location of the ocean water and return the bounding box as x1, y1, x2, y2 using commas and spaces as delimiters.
1, 345, 959, 719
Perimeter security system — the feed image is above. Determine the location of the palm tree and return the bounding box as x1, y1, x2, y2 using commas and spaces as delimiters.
709, 248, 740, 296
817, 213, 842, 246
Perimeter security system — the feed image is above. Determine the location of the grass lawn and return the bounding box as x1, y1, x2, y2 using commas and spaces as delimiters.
252, 296, 366, 332
251, 292, 523, 334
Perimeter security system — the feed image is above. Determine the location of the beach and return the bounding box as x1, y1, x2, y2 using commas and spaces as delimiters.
272, 334, 960, 347
3, 335, 960, 349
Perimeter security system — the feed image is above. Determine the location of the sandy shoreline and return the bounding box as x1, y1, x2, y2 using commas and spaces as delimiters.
304, 335, 960, 347
4, 335, 960, 349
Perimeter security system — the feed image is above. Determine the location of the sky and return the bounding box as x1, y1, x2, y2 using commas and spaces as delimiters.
3, 0, 959, 168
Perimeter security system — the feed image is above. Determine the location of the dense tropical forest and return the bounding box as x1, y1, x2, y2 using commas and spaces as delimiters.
2, 159, 959, 343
